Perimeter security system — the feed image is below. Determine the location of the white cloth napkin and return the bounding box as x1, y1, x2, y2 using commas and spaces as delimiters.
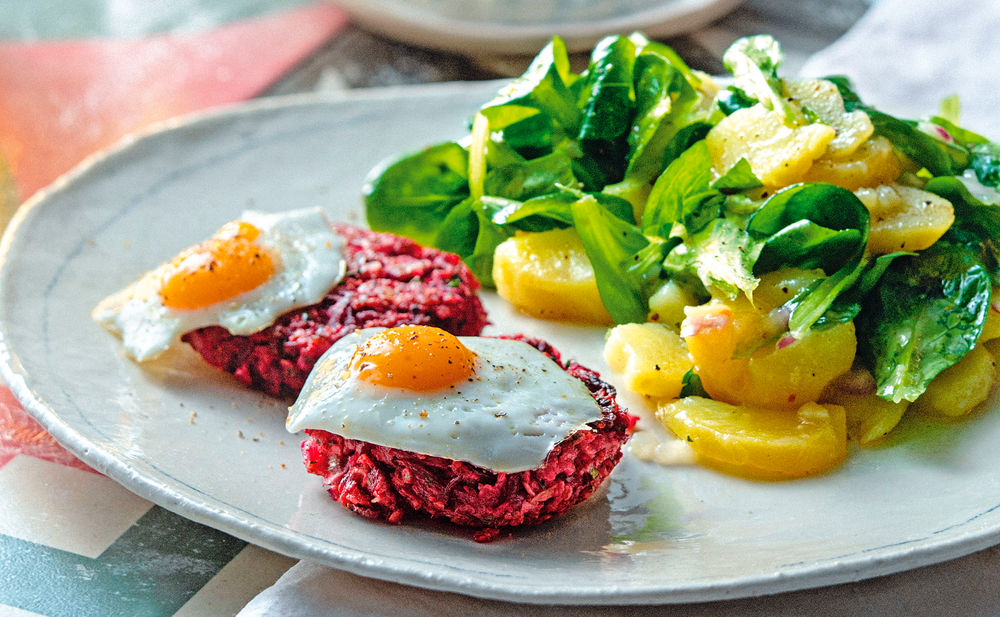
799, 0, 1000, 138
239, 546, 1000, 617
238, 1, 1000, 615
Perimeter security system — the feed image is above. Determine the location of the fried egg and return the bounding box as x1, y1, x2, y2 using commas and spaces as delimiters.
93, 207, 345, 361
285, 325, 605, 472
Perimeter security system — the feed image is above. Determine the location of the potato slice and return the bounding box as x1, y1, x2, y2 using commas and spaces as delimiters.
784, 78, 874, 159
750, 268, 826, 310
657, 397, 847, 478
822, 389, 909, 445
682, 296, 857, 411
604, 323, 693, 400
802, 136, 903, 190
911, 346, 996, 417
985, 338, 1000, 378
855, 184, 954, 254
980, 296, 1000, 343
647, 280, 699, 331
706, 104, 835, 188
492, 228, 612, 324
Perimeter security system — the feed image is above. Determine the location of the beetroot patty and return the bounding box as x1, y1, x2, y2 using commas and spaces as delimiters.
182, 224, 488, 398
300, 335, 632, 542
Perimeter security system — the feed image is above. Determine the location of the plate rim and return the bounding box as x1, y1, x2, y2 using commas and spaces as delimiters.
2, 84, 1000, 605
329, 0, 744, 54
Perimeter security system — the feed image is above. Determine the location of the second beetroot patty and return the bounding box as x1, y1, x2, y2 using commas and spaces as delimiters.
299, 335, 633, 542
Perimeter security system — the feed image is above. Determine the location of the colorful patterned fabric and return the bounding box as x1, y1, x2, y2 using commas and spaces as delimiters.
0, 3, 343, 613
0, 1, 347, 201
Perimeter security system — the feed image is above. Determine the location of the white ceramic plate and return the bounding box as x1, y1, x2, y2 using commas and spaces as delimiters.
3, 82, 1000, 605
328, 0, 743, 55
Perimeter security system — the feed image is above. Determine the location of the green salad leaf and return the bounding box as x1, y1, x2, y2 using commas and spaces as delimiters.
642, 141, 721, 237
363, 142, 469, 246
859, 242, 992, 403
480, 37, 579, 134
482, 151, 577, 201
572, 197, 653, 323
924, 176, 1000, 284
576, 35, 637, 189
711, 158, 763, 193
625, 44, 712, 184
678, 369, 709, 398
747, 183, 868, 275
722, 35, 798, 125
829, 76, 976, 178
684, 216, 760, 300
793, 252, 906, 334
433, 197, 513, 287
715, 86, 758, 116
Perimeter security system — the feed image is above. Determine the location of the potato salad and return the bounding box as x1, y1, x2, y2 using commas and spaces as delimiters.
363, 34, 1000, 478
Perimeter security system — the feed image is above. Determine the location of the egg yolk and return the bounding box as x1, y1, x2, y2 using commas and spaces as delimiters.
349, 325, 478, 392
159, 221, 275, 310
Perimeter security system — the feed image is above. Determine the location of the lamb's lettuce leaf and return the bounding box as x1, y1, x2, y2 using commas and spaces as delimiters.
480, 37, 579, 132
576, 35, 638, 190
924, 176, 1000, 285
926, 115, 1000, 188
678, 369, 709, 398
794, 252, 906, 333
971, 144, 1000, 187
483, 151, 577, 201
722, 35, 797, 125
683, 216, 760, 300
715, 85, 757, 116
572, 197, 654, 323
434, 197, 514, 287
747, 183, 869, 275
491, 188, 633, 229
711, 159, 763, 193
624, 46, 712, 185
364, 141, 469, 246
859, 241, 992, 403
642, 141, 721, 237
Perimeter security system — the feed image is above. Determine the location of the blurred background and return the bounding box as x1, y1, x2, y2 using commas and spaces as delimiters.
0, 0, 872, 220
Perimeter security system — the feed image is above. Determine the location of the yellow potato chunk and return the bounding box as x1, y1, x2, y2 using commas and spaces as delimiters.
855, 184, 954, 254
647, 280, 699, 331
604, 323, 694, 400
822, 389, 908, 445
784, 79, 874, 158
750, 268, 825, 310
682, 297, 857, 411
911, 346, 996, 417
980, 296, 1000, 342
706, 104, 836, 188
492, 228, 612, 324
801, 136, 903, 190
657, 397, 847, 478
984, 338, 1000, 378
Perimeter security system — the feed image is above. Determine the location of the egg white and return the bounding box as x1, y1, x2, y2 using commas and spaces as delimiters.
92, 207, 346, 361
286, 328, 606, 473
